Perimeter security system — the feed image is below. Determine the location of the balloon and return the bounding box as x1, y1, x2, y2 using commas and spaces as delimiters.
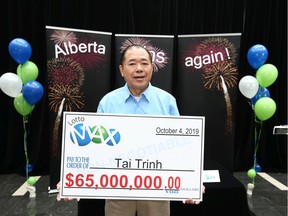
238, 75, 259, 99
22, 80, 44, 105
254, 164, 262, 172
26, 164, 33, 173
0, 72, 23, 97
8, 38, 32, 64
17, 61, 39, 84
247, 44, 268, 70
256, 64, 278, 87
13, 93, 35, 116
251, 87, 270, 105
27, 176, 37, 186
254, 97, 276, 121
247, 169, 256, 179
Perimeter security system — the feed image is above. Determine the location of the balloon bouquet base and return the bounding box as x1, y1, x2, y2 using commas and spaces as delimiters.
246, 168, 258, 196
246, 183, 255, 196
27, 176, 37, 198
27, 185, 36, 198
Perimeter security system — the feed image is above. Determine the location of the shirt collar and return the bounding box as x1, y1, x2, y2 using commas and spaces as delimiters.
124, 83, 152, 102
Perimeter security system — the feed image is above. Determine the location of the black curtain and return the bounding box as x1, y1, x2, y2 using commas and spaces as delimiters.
234, 0, 287, 171
0, 0, 286, 175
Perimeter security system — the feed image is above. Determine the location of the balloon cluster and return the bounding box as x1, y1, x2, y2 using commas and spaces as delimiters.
238, 44, 278, 188
239, 44, 278, 121
0, 38, 44, 188
0, 38, 44, 115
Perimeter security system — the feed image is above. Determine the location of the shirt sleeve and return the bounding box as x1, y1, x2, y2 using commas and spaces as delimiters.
170, 98, 180, 116
96, 101, 104, 113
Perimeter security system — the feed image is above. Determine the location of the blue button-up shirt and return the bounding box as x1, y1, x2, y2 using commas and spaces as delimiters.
97, 83, 179, 116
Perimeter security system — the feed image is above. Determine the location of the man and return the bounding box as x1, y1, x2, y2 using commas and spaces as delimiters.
97, 44, 202, 216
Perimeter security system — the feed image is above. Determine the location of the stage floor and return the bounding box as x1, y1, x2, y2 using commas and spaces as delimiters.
0, 172, 286, 216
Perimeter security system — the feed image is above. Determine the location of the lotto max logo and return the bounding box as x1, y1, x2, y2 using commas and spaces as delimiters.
70, 123, 121, 147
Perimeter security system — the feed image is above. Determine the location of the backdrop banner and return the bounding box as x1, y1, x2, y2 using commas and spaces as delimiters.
45, 26, 112, 191
177, 33, 242, 171
115, 34, 174, 93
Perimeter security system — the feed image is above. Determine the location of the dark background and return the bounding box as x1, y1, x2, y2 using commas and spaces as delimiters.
0, 0, 286, 176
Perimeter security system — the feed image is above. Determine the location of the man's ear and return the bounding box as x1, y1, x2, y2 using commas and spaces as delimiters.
119, 65, 124, 77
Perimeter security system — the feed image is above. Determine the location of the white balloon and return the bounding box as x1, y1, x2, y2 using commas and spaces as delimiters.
0, 72, 23, 97
239, 75, 259, 99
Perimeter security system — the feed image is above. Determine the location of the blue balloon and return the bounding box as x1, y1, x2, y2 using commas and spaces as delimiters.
26, 164, 33, 173
8, 38, 32, 64
251, 86, 270, 105
254, 164, 262, 172
22, 80, 44, 105
247, 44, 268, 70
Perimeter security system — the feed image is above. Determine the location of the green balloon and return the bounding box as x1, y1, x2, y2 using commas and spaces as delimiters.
247, 169, 256, 179
27, 176, 37, 186
13, 93, 35, 116
256, 63, 278, 87
254, 97, 276, 121
17, 61, 39, 84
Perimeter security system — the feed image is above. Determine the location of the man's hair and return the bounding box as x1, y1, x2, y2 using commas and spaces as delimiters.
120, 45, 152, 65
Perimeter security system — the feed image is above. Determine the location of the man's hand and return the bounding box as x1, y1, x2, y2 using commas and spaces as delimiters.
182, 185, 205, 205
56, 182, 80, 202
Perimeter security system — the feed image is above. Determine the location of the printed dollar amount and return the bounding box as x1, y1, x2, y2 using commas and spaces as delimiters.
65, 173, 181, 190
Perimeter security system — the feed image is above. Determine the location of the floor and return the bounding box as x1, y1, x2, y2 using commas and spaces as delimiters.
234, 172, 287, 216
0, 172, 286, 216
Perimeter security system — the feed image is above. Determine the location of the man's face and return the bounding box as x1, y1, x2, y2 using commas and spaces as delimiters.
119, 47, 154, 96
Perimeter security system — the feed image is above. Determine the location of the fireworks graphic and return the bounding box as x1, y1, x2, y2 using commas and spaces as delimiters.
185, 37, 238, 135
120, 37, 153, 53
196, 37, 237, 63
202, 61, 238, 91
51, 98, 65, 158
221, 76, 233, 135
199, 38, 238, 135
183, 37, 237, 74
47, 57, 84, 86
68, 36, 107, 71
50, 30, 77, 46
120, 37, 168, 72
201, 61, 237, 134
48, 84, 85, 158
47, 56, 85, 158
48, 84, 85, 112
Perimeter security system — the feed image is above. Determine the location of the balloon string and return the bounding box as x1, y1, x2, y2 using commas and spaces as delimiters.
252, 114, 263, 184
20, 64, 30, 180
20, 64, 23, 80
23, 115, 29, 180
